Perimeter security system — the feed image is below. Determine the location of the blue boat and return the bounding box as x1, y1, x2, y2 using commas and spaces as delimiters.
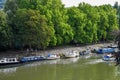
20, 56, 46, 63
102, 55, 115, 61
96, 48, 115, 54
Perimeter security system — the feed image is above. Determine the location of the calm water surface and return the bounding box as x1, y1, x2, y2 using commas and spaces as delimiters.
0, 57, 120, 80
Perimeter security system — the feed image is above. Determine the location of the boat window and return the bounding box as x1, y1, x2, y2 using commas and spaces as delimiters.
6, 59, 9, 61
9, 59, 12, 62
13, 59, 15, 61
1, 61, 4, 62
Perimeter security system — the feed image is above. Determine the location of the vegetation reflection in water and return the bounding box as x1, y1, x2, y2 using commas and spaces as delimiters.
0, 57, 120, 80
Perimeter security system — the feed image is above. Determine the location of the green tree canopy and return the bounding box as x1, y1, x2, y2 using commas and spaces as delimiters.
14, 9, 53, 49
0, 11, 11, 50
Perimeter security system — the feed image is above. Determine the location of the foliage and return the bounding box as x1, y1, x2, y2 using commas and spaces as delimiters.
115, 30, 120, 49
0, 11, 11, 50
113, 1, 120, 28
14, 9, 53, 49
0, 0, 119, 51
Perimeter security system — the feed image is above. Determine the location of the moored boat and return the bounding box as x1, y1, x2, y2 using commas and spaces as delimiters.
20, 56, 46, 63
102, 53, 115, 61
96, 48, 115, 54
0, 58, 19, 66
46, 54, 60, 60
79, 49, 91, 56
64, 50, 79, 58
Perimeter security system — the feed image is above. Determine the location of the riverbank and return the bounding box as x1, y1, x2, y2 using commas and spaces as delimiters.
0, 42, 114, 58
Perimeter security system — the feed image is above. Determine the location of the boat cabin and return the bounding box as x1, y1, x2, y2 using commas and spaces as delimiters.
0, 58, 18, 63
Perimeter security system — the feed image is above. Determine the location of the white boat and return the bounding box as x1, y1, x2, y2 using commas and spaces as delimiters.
64, 50, 79, 58
0, 58, 19, 65
46, 54, 60, 60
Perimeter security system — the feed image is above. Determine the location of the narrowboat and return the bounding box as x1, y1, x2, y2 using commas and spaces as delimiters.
20, 56, 46, 63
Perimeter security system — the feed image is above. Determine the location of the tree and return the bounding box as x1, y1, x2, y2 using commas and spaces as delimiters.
38, 0, 74, 45
17, 0, 40, 9
81, 4, 99, 43
3, 0, 119, 50
114, 2, 119, 14
115, 31, 120, 49
107, 12, 118, 40
113, 2, 120, 28
67, 7, 87, 44
16, 0, 60, 46
14, 9, 53, 49
0, 11, 11, 50
4, 0, 19, 49
77, 3, 99, 43
96, 5, 118, 41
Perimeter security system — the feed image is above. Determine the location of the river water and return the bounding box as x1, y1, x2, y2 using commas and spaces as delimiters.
0, 56, 120, 80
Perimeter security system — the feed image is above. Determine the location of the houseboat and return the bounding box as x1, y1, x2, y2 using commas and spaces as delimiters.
0, 58, 19, 65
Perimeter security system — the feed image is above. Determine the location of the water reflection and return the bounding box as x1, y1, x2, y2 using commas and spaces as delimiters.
115, 65, 120, 76
85, 58, 115, 66
0, 57, 80, 74
58, 57, 80, 64
85, 59, 104, 65
0, 67, 17, 74
0, 57, 113, 74
0, 57, 119, 80
22, 57, 80, 68
43, 59, 60, 64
